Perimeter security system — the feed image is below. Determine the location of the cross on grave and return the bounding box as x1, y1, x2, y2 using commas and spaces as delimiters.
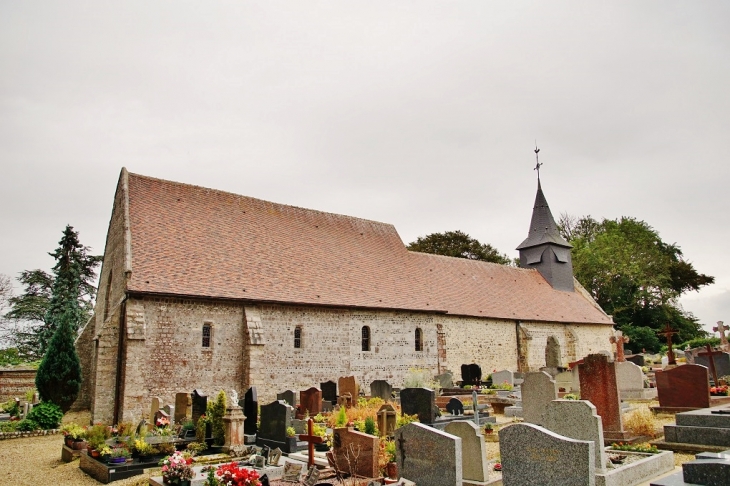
472, 390, 480, 427
698, 344, 723, 385
298, 418, 324, 469
609, 330, 630, 362
397, 434, 406, 466
657, 324, 679, 365
714, 321, 729, 350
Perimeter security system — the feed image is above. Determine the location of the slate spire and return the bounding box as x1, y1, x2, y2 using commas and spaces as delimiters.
516, 177, 575, 292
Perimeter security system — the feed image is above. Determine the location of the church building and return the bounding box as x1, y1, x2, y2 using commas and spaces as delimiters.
77, 168, 613, 424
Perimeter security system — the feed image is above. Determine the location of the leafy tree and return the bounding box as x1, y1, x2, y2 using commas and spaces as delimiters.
34, 301, 82, 412
407, 230, 511, 265
558, 215, 714, 350
4, 226, 101, 358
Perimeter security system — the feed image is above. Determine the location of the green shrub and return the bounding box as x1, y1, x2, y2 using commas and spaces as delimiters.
364, 416, 376, 435
27, 401, 63, 429
16, 418, 39, 431
207, 390, 227, 446
335, 406, 347, 427
0, 421, 19, 433
0, 399, 20, 417
679, 337, 721, 350
196, 415, 210, 442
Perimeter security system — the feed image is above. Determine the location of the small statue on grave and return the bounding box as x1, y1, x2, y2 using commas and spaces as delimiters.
229, 389, 239, 407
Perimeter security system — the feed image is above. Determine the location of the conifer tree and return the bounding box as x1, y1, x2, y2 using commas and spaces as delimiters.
35, 301, 82, 412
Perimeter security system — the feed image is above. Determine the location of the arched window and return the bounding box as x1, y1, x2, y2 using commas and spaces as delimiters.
202, 323, 212, 348
294, 326, 302, 349
361, 326, 371, 352
415, 327, 423, 351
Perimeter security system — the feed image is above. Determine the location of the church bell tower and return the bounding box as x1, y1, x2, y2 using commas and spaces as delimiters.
516, 149, 575, 292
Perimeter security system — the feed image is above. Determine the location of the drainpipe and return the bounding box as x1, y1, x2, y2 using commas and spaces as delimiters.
515, 320, 523, 373
113, 299, 127, 425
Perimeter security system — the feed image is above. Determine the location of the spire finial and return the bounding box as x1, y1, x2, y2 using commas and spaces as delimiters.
533, 142, 542, 180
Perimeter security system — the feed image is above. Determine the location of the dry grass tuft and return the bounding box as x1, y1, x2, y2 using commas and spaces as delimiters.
623, 407, 659, 437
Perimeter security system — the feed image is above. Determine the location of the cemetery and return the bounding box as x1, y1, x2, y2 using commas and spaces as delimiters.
3, 335, 730, 486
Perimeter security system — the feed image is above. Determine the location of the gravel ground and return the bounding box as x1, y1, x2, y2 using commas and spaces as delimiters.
0, 405, 696, 485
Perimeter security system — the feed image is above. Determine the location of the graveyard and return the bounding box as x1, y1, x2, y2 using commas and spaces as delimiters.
2, 337, 730, 486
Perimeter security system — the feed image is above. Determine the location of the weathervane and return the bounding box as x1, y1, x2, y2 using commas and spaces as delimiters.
533, 142, 542, 180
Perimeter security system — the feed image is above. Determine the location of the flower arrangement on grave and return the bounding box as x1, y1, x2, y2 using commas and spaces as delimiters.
493, 463, 502, 471
285, 426, 296, 438
563, 393, 579, 400
214, 461, 260, 486
86, 423, 112, 453
610, 442, 659, 454
710, 385, 729, 396
104, 445, 132, 463
379, 439, 398, 479
134, 438, 159, 457
483, 423, 494, 434
156, 415, 170, 428
61, 423, 87, 444
159, 451, 194, 484
187, 441, 209, 456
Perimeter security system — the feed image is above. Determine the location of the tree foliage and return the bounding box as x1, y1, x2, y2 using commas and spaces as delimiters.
4, 226, 101, 359
407, 230, 511, 265
558, 214, 714, 350
35, 301, 82, 412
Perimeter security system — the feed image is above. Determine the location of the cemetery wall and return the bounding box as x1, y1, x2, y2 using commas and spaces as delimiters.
0, 368, 36, 402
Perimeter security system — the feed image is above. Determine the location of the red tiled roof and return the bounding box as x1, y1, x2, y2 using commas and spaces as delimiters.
123, 171, 612, 324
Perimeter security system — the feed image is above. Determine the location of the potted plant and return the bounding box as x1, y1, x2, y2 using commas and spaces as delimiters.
159, 451, 195, 485
105, 445, 131, 464
384, 439, 398, 479
483, 423, 494, 434
312, 424, 329, 452
61, 423, 87, 449
180, 419, 196, 439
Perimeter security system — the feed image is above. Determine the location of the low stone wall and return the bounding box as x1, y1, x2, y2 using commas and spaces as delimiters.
0, 428, 61, 441
0, 368, 37, 402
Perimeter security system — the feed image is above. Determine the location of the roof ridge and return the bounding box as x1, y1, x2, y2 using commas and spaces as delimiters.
127, 171, 401, 230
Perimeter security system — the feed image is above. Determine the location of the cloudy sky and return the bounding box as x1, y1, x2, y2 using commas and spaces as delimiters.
1, 2, 728, 333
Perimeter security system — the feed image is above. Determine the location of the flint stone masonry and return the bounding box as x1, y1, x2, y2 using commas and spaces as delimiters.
500, 422, 595, 486
0, 368, 36, 403
394, 422, 462, 486
543, 400, 606, 473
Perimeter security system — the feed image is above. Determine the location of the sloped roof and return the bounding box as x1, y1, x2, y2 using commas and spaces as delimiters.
517, 179, 572, 250
121, 170, 612, 324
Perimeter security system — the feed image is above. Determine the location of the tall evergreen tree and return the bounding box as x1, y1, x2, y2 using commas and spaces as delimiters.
35, 301, 82, 412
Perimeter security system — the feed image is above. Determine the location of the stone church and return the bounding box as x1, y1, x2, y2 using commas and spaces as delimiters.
77, 168, 613, 424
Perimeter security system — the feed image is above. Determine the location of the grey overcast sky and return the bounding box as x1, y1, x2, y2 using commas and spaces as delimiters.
1, 2, 728, 333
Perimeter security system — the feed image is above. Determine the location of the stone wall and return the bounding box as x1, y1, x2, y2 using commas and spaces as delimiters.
0, 368, 36, 402
439, 316, 519, 376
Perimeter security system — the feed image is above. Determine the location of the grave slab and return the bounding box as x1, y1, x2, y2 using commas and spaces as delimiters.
394, 422, 462, 486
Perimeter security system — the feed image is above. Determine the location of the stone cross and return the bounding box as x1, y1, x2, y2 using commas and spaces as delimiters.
609, 330, 630, 362
714, 321, 729, 351
657, 324, 679, 365
471, 390, 480, 427
698, 344, 723, 386
298, 418, 324, 469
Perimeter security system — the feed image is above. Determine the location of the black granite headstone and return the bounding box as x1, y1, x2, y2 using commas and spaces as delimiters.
468, 363, 482, 385
191, 389, 207, 425
625, 354, 645, 367
446, 397, 464, 416
276, 390, 296, 408
243, 386, 258, 435
461, 364, 472, 386
257, 400, 295, 452
320, 380, 337, 404
400, 387, 436, 424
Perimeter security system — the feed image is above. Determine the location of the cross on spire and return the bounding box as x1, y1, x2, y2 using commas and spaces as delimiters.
533, 143, 543, 180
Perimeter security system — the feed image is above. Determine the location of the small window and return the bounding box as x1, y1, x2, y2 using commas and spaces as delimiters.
294, 326, 302, 349
362, 326, 371, 352
202, 323, 212, 348
415, 327, 423, 352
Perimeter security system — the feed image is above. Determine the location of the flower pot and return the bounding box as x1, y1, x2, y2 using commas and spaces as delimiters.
90, 449, 101, 458
72, 439, 87, 450
386, 461, 398, 480
108, 457, 126, 465
314, 442, 330, 452
484, 428, 494, 434
65, 437, 74, 447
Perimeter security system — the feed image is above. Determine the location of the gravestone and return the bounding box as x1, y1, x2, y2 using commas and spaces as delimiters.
332, 427, 380, 478
338, 376, 359, 401
257, 400, 295, 453
174, 392, 192, 424
400, 388, 436, 424
434, 371, 454, 389
491, 369, 514, 387
521, 371, 557, 426
446, 397, 464, 416
555, 370, 573, 393
626, 354, 645, 367
276, 390, 296, 409
299, 387, 322, 417
579, 354, 628, 440
282, 463, 303, 481
337, 392, 353, 409
394, 422, 462, 486
543, 400, 606, 473
696, 351, 730, 383
222, 403, 246, 453
320, 380, 337, 404
370, 380, 392, 401
615, 361, 654, 399
321, 399, 332, 413
302, 465, 320, 486
150, 396, 161, 423
191, 390, 207, 425
377, 404, 397, 437
500, 422, 595, 486
656, 364, 711, 410
444, 421, 488, 484
546, 335, 562, 368
461, 363, 482, 386
243, 386, 258, 435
